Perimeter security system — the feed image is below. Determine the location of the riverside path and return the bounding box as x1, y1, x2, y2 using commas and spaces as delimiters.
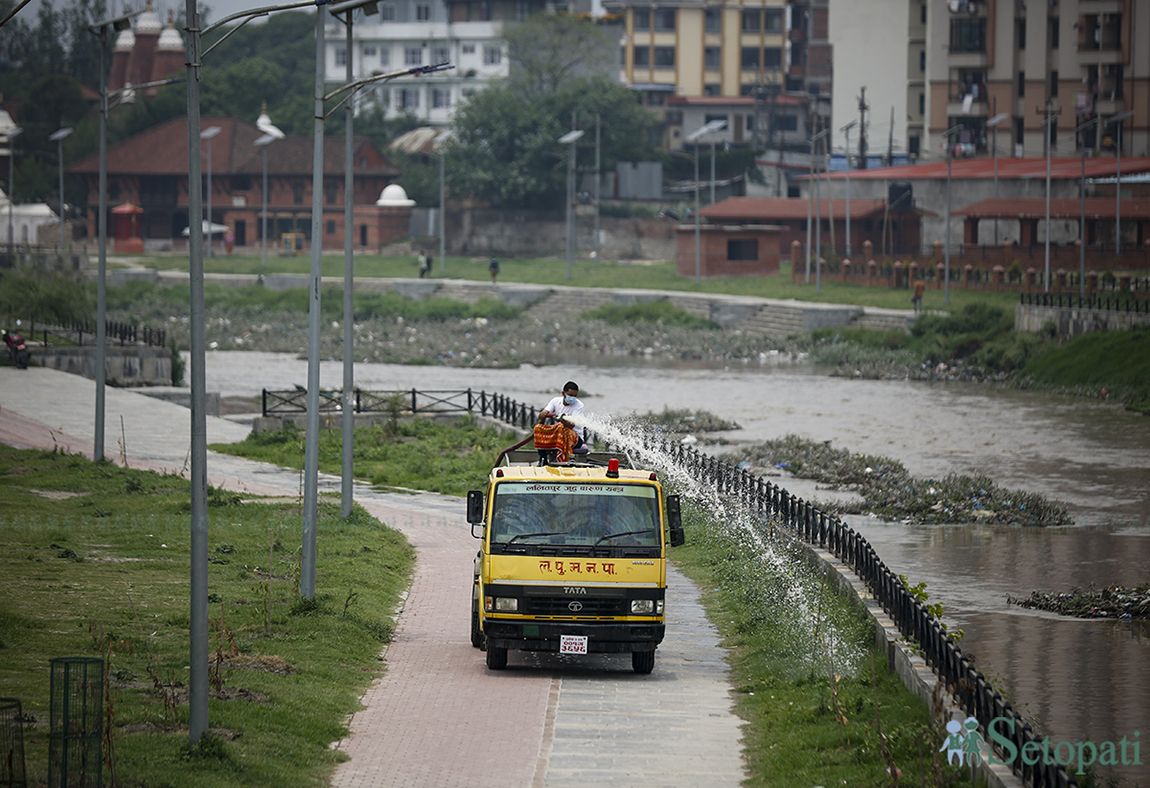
0, 366, 746, 787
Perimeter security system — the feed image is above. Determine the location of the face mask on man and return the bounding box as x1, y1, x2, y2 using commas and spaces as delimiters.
564, 395, 576, 406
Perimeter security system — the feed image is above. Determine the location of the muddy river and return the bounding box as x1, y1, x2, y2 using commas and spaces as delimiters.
204, 350, 1150, 784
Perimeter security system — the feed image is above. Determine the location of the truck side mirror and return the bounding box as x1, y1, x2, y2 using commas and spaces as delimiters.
666, 495, 685, 547
467, 490, 485, 538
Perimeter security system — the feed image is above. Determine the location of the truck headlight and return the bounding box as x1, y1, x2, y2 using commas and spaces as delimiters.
631, 599, 655, 614
494, 597, 518, 612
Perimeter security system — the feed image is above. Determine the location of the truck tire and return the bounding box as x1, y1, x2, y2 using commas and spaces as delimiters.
485, 644, 508, 670
632, 649, 655, 674
470, 604, 483, 649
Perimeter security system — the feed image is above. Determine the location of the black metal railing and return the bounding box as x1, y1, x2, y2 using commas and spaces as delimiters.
29, 319, 167, 349
264, 384, 1076, 787
1021, 291, 1150, 313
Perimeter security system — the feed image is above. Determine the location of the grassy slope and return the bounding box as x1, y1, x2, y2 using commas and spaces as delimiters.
1019, 328, 1150, 400
0, 446, 414, 787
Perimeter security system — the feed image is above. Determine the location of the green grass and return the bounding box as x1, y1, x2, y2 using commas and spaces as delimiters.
1018, 327, 1150, 406
211, 416, 518, 496
0, 445, 414, 787
671, 501, 974, 787
580, 300, 718, 329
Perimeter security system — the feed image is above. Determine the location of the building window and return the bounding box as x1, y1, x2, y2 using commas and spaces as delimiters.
909, 135, 921, 155
327, 219, 336, 235
462, 43, 475, 54
363, 45, 376, 58
432, 45, 449, 63
326, 184, 338, 204
918, 93, 924, 114
949, 18, 985, 52
376, 87, 390, 108
1049, 70, 1058, 97
763, 47, 781, 68
704, 46, 721, 69
741, 9, 760, 32
919, 50, 925, 71
665, 110, 682, 124
920, 2, 926, 24
293, 184, 304, 205
1048, 16, 1058, 48
633, 46, 650, 67
416, 3, 431, 21
379, 47, 390, 67
1017, 70, 1025, 96
401, 88, 420, 109
653, 46, 675, 67
704, 83, 720, 96
764, 8, 783, 32
653, 8, 675, 31
633, 8, 650, 30
515, 0, 529, 21
745, 115, 754, 132
483, 46, 502, 65
432, 88, 451, 108
741, 47, 760, 69
405, 46, 422, 66
704, 8, 720, 33
1016, 18, 1026, 48
646, 91, 666, 106
704, 113, 728, 128
335, 47, 347, 67
777, 115, 797, 131
381, 3, 395, 21
727, 239, 757, 261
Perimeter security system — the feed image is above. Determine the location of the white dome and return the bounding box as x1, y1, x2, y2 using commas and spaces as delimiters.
114, 28, 135, 49
376, 183, 414, 207
136, 0, 162, 32
158, 23, 183, 49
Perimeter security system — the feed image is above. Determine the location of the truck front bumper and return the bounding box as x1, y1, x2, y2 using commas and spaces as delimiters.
485, 620, 665, 653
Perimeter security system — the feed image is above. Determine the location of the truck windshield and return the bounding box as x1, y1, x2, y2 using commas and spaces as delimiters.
491, 482, 660, 547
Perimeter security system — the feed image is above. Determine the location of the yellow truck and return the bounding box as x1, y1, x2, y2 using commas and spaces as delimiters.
467, 452, 684, 674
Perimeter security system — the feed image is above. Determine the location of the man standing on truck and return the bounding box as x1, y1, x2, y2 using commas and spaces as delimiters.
539, 381, 589, 455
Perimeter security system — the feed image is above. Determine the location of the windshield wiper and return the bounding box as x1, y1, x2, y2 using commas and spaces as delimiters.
506, 531, 568, 544
593, 529, 656, 547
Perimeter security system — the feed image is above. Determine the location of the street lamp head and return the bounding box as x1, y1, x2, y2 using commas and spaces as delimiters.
200, 125, 222, 140
327, 0, 380, 15
254, 133, 279, 147
49, 128, 74, 142
558, 130, 584, 144
88, 8, 140, 34
987, 113, 1009, 127
1106, 110, 1134, 126
686, 119, 726, 142
4, 127, 21, 141
840, 120, 857, 132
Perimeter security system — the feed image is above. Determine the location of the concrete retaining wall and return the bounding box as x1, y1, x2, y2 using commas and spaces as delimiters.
1016, 303, 1150, 338
34, 345, 171, 387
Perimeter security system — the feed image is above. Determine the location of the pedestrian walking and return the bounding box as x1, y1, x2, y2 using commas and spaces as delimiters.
417, 252, 428, 278
489, 257, 500, 283
912, 278, 925, 313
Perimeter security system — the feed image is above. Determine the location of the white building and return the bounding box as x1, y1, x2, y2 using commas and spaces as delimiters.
323, 0, 558, 126
826, 0, 927, 164
0, 189, 61, 247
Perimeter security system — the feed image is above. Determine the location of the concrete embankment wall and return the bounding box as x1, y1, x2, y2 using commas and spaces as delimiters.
33, 345, 171, 387
1016, 303, 1150, 339
116, 269, 917, 339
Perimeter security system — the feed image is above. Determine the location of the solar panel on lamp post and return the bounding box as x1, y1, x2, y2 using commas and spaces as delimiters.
987, 113, 1009, 246
685, 119, 728, 286
48, 127, 73, 263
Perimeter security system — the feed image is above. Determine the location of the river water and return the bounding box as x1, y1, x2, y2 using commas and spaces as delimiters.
204, 350, 1150, 784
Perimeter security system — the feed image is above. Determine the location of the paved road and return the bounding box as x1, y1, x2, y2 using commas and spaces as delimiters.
0, 367, 746, 787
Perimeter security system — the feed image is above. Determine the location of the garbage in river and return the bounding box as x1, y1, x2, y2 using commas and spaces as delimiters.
1009, 585, 1150, 620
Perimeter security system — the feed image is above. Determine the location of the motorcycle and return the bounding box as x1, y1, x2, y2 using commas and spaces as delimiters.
3, 329, 30, 369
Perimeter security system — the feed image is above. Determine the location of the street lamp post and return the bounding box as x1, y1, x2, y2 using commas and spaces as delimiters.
200, 125, 221, 257
685, 119, 727, 286
805, 126, 829, 286
5, 126, 20, 259
987, 112, 1009, 246
435, 129, 452, 275
1040, 104, 1061, 292
707, 120, 725, 205
1106, 110, 1133, 254
841, 120, 856, 258
942, 124, 963, 305
558, 125, 584, 281
254, 134, 279, 270
87, 7, 139, 463
1075, 116, 1100, 299
49, 127, 73, 262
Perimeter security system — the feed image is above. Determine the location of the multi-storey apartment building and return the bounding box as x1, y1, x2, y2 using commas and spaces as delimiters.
324, 0, 552, 126
926, 0, 1148, 159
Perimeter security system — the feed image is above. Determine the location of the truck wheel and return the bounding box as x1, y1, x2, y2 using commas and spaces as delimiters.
632, 649, 655, 674
485, 644, 508, 670
470, 604, 483, 649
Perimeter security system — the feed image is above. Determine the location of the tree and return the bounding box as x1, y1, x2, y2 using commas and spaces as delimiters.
448, 12, 656, 210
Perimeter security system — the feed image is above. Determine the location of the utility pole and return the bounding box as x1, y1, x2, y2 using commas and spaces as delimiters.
886, 106, 894, 167
857, 86, 868, 169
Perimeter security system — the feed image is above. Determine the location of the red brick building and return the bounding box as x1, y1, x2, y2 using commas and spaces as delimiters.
68, 116, 406, 252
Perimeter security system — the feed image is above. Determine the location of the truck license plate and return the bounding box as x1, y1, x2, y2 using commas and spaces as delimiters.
559, 635, 588, 655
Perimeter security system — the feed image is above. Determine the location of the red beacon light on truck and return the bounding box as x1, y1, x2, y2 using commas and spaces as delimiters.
606, 459, 620, 478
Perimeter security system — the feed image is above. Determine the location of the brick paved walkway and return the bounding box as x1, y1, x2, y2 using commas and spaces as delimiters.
1, 367, 746, 787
